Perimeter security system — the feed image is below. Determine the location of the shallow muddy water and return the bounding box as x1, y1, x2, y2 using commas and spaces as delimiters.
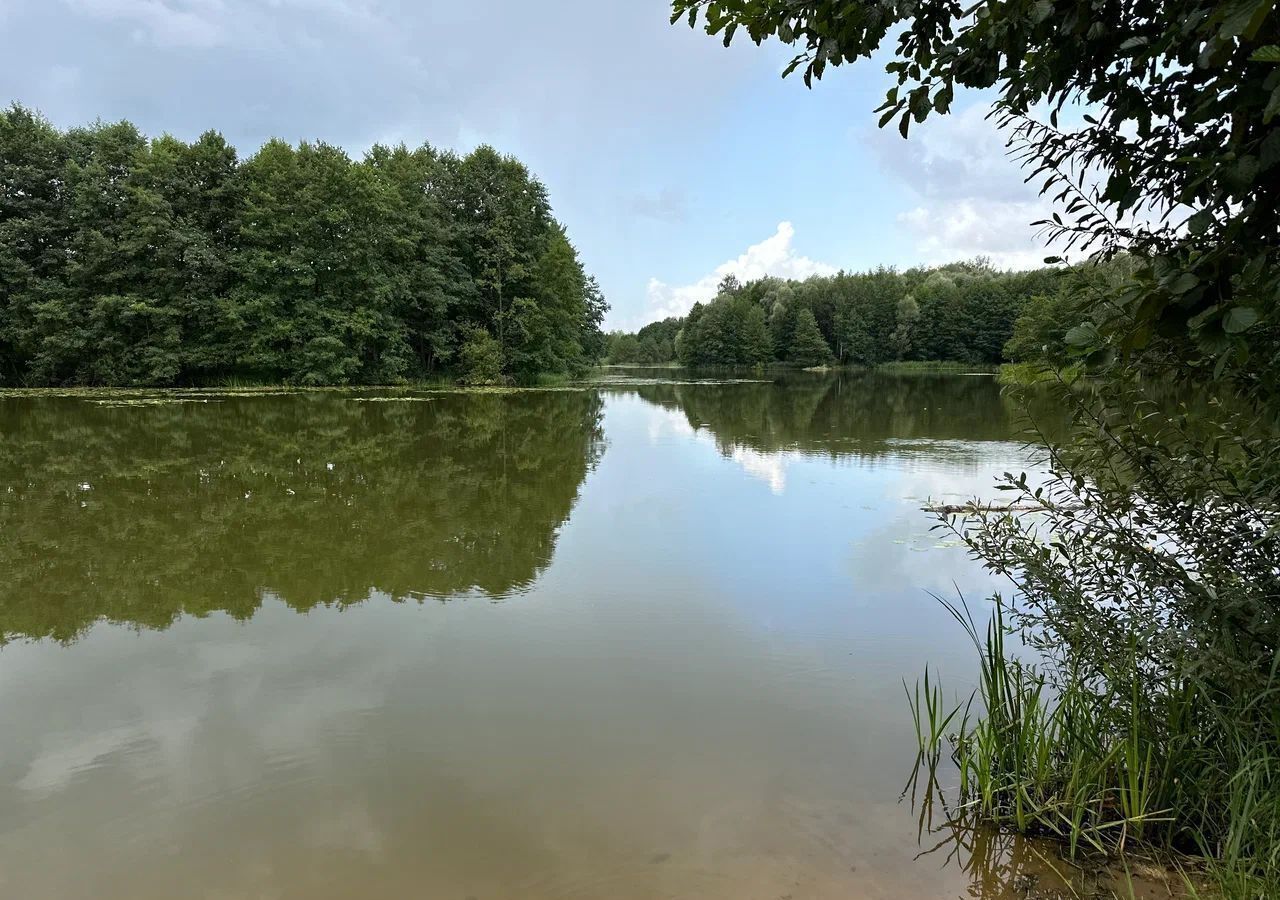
0, 372, 1146, 899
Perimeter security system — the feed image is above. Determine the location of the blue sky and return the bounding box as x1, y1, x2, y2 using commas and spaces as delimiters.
0, 0, 1053, 330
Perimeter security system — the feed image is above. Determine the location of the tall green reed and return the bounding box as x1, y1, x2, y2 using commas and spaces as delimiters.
912, 596, 1280, 898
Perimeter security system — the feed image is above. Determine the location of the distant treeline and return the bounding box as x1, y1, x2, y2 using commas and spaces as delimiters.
607, 262, 1067, 367
0, 105, 607, 387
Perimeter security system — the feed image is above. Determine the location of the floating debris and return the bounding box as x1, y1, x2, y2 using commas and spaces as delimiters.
89, 397, 220, 407
351, 396, 434, 403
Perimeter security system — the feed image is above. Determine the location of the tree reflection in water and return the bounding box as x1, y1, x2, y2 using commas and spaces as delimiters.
0, 390, 605, 643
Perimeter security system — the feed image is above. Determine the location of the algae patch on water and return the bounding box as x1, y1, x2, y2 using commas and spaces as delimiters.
350, 397, 435, 403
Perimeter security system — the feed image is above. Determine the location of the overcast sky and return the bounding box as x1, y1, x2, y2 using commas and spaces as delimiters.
1, 0, 1054, 329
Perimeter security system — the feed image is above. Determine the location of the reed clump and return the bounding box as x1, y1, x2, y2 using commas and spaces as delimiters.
911, 375, 1280, 899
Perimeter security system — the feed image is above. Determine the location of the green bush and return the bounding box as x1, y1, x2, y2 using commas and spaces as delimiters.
915, 374, 1280, 896
457, 326, 506, 386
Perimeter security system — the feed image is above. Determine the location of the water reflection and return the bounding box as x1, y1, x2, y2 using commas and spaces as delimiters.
0, 374, 1103, 900
0, 390, 604, 642
622, 371, 1029, 453
0, 375, 1041, 645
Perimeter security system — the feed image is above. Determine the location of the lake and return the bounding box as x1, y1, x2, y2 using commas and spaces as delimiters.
0, 371, 1089, 899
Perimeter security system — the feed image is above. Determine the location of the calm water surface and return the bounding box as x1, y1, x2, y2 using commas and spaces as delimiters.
1, 372, 1088, 899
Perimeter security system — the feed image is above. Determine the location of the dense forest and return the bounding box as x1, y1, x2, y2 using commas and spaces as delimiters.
607, 263, 1065, 367
0, 105, 607, 387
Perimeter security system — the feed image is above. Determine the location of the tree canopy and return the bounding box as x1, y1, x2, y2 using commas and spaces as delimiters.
608, 261, 1063, 367
0, 105, 607, 386
673, 0, 1279, 388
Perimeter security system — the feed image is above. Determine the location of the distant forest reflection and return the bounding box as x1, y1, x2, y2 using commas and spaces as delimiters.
620, 370, 1058, 456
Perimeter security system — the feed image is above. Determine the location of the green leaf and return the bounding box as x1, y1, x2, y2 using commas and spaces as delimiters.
1242, 0, 1275, 39
1066, 323, 1099, 346
1223, 307, 1260, 333
1218, 0, 1272, 40
1214, 349, 1232, 379
1232, 155, 1260, 187
1187, 210, 1213, 235
1189, 304, 1221, 330
1265, 85, 1280, 124
1251, 45, 1280, 63
1169, 272, 1199, 294
1261, 129, 1280, 171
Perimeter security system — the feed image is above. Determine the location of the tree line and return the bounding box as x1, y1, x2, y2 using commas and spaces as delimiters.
607, 262, 1065, 367
0, 104, 607, 387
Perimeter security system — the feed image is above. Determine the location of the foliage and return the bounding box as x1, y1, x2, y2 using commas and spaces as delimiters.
456, 326, 506, 385
678, 292, 773, 366
912, 375, 1280, 895
612, 261, 1064, 367
786, 306, 834, 366
0, 105, 607, 386
1003, 294, 1075, 364
581, 275, 609, 363
889, 294, 920, 361
673, 0, 1279, 382
606, 316, 682, 364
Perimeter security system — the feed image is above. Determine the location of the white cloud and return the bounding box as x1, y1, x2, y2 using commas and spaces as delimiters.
63, 0, 228, 47
642, 221, 836, 324
898, 201, 1052, 269
865, 103, 1055, 269
729, 446, 795, 495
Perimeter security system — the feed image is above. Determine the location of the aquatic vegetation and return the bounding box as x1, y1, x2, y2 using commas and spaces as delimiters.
349, 397, 435, 403
910, 378, 1280, 896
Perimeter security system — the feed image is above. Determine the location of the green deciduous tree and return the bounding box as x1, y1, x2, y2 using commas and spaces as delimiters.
622, 263, 1061, 368
0, 104, 70, 385
364, 142, 473, 376
0, 107, 604, 386
673, 0, 1279, 383
678, 291, 773, 366
456, 325, 505, 385
889, 294, 921, 361
505, 224, 590, 379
